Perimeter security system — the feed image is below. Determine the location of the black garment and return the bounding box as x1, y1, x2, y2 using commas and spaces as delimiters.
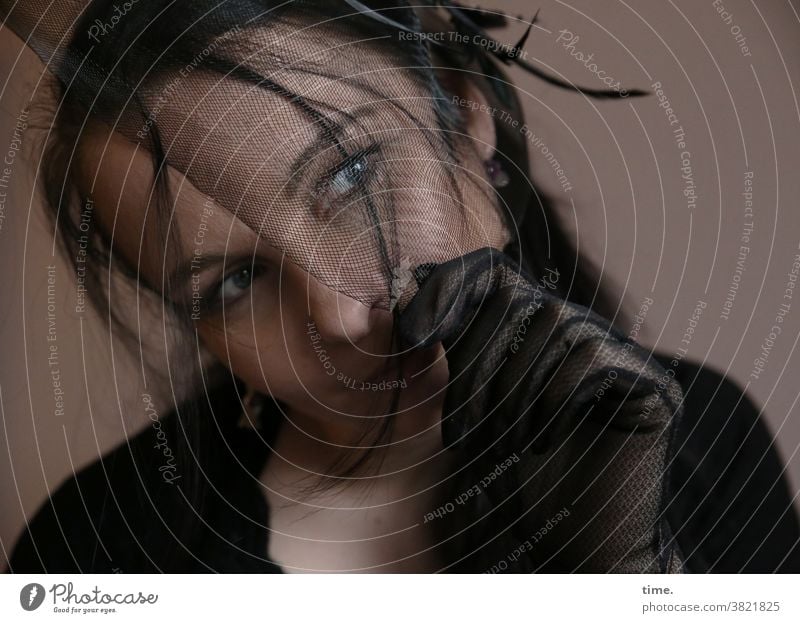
9, 385, 282, 573
9, 357, 800, 573
659, 356, 800, 572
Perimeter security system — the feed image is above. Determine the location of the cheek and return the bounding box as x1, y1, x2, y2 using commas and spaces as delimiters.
197, 319, 309, 400
194, 263, 398, 408
197, 315, 354, 407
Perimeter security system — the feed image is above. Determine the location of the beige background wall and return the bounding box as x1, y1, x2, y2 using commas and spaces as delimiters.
2, 0, 799, 564
0, 30, 164, 566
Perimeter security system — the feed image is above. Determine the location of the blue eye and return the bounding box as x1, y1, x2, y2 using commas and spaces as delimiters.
316, 144, 379, 205
329, 154, 368, 197
215, 265, 265, 305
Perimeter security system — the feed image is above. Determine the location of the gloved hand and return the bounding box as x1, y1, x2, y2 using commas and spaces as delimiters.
398, 247, 684, 572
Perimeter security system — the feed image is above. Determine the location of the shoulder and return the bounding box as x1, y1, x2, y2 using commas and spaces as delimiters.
10, 383, 282, 573
655, 352, 800, 572
9, 414, 176, 573
653, 351, 765, 484
654, 353, 756, 418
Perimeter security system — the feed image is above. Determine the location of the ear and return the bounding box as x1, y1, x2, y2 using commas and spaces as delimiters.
438, 70, 497, 162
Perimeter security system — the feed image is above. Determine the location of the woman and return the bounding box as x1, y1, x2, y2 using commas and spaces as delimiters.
4, 0, 799, 573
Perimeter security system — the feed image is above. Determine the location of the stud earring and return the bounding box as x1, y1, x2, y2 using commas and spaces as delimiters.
485, 157, 510, 188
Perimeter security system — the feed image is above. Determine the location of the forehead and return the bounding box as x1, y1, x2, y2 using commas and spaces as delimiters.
153, 19, 433, 129
144, 22, 438, 204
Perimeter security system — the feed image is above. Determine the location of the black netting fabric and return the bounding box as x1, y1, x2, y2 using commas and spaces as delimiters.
3, 0, 515, 310
3, 0, 686, 572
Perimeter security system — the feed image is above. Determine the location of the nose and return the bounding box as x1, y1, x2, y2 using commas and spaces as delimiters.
306, 276, 376, 345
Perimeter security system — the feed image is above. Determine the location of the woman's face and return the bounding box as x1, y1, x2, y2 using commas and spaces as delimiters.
78, 29, 508, 421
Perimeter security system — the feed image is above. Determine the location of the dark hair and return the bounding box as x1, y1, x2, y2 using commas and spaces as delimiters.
40, 0, 634, 560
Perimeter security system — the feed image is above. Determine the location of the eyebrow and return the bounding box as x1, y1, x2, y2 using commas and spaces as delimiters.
166, 107, 363, 290
211, 60, 356, 174
290, 113, 354, 178
166, 114, 360, 287
206, 58, 380, 205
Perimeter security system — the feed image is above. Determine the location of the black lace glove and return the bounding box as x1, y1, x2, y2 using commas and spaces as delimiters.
398, 248, 684, 572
